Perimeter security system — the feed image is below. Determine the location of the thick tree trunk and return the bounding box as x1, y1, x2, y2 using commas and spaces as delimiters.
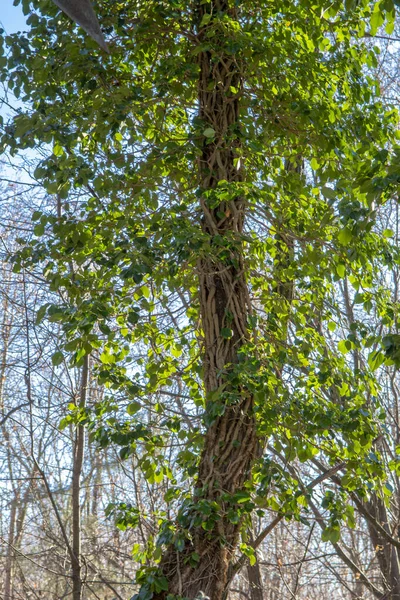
152, 2, 258, 599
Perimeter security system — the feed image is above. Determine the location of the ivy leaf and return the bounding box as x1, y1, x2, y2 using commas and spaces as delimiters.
370, 6, 385, 35
127, 402, 141, 415
35, 304, 48, 325
338, 227, 352, 245
221, 328, 232, 339
34, 223, 45, 237
52, 351, 64, 366
203, 127, 216, 138
336, 264, 346, 278
321, 526, 341, 544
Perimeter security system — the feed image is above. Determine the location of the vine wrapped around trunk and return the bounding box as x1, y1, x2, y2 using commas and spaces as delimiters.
152, 2, 259, 598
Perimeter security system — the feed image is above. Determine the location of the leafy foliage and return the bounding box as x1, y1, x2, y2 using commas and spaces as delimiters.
2, 0, 400, 594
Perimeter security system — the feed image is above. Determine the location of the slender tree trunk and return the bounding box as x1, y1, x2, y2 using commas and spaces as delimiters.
72, 355, 89, 600
1, 279, 16, 600
91, 451, 102, 518
4, 497, 17, 600
247, 562, 264, 600
247, 530, 264, 600
153, 2, 258, 599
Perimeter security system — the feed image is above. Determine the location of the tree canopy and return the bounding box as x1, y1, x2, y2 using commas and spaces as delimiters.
2, 1, 400, 599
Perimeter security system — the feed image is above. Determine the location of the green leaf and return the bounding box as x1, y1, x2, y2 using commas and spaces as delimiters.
199, 12, 212, 27
154, 576, 168, 592
370, 6, 385, 36
336, 264, 346, 278
35, 304, 48, 325
338, 340, 351, 354
34, 223, 45, 236
383, 228, 394, 238
203, 127, 216, 138
368, 350, 385, 371
233, 491, 251, 504
321, 186, 336, 200
321, 526, 340, 544
338, 227, 352, 245
51, 351, 64, 366
220, 327, 233, 339
127, 401, 141, 415
53, 143, 64, 157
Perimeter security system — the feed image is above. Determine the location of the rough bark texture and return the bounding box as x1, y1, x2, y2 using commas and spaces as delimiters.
152, 2, 258, 598
366, 494, 400, 600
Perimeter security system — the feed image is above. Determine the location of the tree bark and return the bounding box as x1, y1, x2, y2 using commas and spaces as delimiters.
4, 497, 17, 600
72, 354, 89, 600
247, 529, 264, 600
366, 493, 400, 600
152, 2, 258, 599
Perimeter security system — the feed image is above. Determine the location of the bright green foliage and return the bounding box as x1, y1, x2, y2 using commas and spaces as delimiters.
2, 0, 400, 583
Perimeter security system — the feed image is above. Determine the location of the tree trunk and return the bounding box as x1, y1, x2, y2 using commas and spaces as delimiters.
4, 497, 17, 600
152, 2, 258, 599
72, 355, 89, 600
247, 561, 264, 600
366, 493, 400, 600
247, 529, 264, 600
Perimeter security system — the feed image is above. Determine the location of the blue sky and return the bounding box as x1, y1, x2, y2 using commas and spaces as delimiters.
0, 0, 28, 35
0, 1, 36, 183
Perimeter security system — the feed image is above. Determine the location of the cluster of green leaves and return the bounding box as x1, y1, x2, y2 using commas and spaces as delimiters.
2, 0, 400, 578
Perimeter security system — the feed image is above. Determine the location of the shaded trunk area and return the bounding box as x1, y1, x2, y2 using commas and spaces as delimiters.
153, 1, 258, 598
